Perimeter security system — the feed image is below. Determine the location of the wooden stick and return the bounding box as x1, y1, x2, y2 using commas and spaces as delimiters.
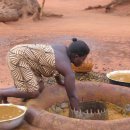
40, 0, 45, 16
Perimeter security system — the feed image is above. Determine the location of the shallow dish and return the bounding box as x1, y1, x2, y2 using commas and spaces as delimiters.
0, 104, 27, 130
106, 70, 130, 87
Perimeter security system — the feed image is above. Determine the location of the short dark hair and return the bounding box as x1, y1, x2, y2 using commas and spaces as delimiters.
68, 38, 90, 57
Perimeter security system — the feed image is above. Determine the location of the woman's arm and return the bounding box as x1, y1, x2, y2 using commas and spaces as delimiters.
56, 60, 79, 110
64, 72, 79, 110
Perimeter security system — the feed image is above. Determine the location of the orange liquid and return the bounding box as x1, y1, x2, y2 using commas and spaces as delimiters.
110, 73, 130, 83
0, 106, 24, 121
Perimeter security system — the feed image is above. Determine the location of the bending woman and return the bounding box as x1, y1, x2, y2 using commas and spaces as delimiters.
0, 38, 90, 111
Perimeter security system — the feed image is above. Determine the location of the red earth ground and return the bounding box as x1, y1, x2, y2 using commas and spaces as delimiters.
0, 0, 130, 89
0, 0, 130, 129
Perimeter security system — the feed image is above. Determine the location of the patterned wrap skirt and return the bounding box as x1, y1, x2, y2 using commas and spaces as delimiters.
7, 44, 56, 93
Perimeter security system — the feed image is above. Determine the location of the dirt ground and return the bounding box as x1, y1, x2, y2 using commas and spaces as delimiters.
0, 0, 130, 89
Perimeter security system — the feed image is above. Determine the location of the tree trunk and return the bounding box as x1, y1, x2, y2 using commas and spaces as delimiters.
84, 0, 130, 13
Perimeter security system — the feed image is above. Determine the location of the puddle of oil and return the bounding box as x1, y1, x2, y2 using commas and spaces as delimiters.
106, 102, 128, 120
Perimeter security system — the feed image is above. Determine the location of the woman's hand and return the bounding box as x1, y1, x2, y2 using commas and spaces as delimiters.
70, 109, 87, 119
55, 74, 64, 86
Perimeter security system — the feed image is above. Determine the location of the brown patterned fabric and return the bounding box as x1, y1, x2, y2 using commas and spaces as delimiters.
7, 44, 56, 92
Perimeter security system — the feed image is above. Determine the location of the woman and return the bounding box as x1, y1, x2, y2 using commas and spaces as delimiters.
0, 38, 90, 111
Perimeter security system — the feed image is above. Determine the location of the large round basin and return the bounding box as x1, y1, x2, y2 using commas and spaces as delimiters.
25, 81, 130, 130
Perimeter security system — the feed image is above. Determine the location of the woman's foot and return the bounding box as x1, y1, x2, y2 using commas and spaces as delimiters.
0, 97, 2, 103
0, 96, 9, 104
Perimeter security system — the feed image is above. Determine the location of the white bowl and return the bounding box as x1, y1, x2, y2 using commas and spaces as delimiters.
106, 70, 130, 87
0, 104, 27, 130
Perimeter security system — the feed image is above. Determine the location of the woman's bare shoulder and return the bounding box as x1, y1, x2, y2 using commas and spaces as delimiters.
52, 44, 71, 70
52, 44, 66, 52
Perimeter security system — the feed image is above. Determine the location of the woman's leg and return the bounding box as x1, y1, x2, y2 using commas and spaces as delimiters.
5, 51, 43, 103
22, 80, 45, 102
0, 87, 40, 103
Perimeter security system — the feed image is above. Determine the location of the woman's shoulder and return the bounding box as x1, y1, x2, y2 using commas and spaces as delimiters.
53, 45, 70, 64
52, 44, 66, 52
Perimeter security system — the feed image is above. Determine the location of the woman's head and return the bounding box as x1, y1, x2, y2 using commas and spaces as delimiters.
68, 38, 90, 67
